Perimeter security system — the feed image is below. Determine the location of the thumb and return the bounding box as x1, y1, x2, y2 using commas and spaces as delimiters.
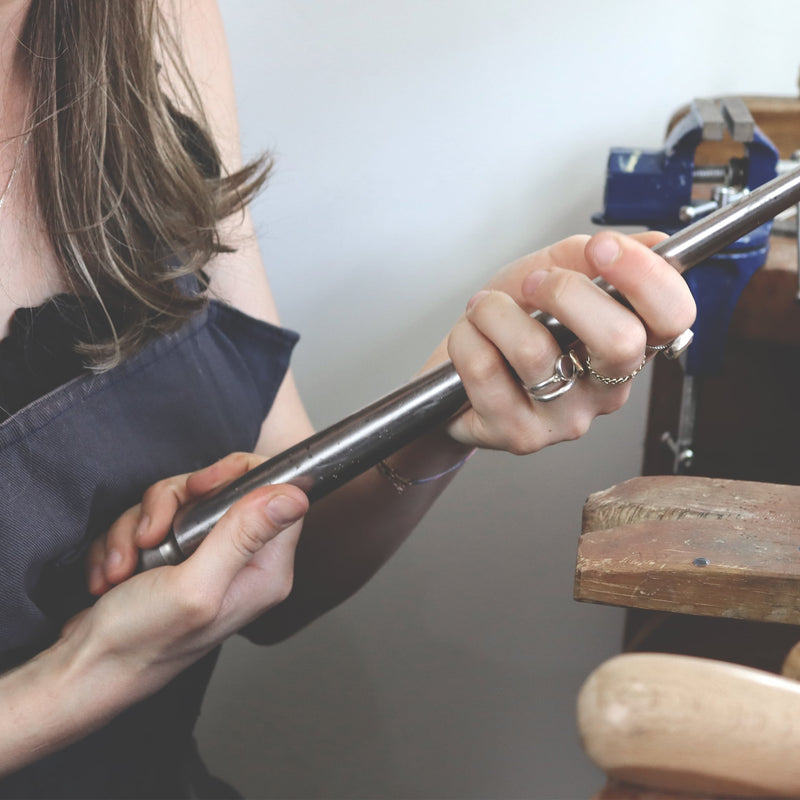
184, 485, 308, 587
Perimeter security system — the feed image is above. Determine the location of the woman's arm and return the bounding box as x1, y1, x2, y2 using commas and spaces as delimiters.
137, 1, 696, 642
247, 230, 695, 642
1, 480, 308, 777
89, 229, 695, 643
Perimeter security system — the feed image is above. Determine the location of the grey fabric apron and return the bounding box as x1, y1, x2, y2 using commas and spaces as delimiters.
0, 300, 298, 798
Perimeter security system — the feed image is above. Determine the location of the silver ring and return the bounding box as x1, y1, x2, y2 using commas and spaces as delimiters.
645, 329, 694, 360
526, 350, 585, 402
585, 353, 646, 386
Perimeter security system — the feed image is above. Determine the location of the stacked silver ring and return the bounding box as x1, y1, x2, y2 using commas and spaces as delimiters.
525, 350, 584, 402
525, 330, 693, 402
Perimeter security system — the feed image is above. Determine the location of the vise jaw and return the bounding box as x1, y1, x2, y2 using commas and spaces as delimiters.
594, 97, 778, 230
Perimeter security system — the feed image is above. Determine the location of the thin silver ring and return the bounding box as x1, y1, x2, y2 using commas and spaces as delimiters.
645, 330, 694, 360
526, 350, 584, 402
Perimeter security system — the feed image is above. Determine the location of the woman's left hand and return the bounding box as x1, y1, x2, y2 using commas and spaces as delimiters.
435, 230, 695, 454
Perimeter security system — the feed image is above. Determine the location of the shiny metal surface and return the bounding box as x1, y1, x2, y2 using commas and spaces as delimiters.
139, 361, 467, 570
139, 166, 800, 570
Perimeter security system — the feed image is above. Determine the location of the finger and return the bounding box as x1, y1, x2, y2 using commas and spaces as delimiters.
86, 506, 143, 595
136, 455, 263, 550
181, 484, 308, 599
185, 452, 263, 497
87, 535, 110, 596
488, 231, 681, 322
464, 289, 564, 390
584, 231, 696, 342
136, 475, 194, 549
485, 235, 592, 301
101, 506, 145, 586
630, 229, 669, 249
447, 310, 547, 452
522, 266, 648, 379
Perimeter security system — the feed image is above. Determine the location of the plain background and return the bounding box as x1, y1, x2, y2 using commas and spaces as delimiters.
196, 2, 800, 798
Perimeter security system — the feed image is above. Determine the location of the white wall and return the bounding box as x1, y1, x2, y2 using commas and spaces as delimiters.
198, 3, 800, 797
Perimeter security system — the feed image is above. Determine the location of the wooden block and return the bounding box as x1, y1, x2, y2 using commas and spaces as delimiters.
576, 476, 800, 624
579, 653, 800, 797
582, 475, 800, 532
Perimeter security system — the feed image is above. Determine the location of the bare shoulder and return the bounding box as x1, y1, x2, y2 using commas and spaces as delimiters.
157, 1, 277, 323
158, 1, 241, 171
158, 2, 315, 451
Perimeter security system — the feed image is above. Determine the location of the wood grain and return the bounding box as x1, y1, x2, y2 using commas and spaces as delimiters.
579, 653, 800, 797
576, 476, 800, 624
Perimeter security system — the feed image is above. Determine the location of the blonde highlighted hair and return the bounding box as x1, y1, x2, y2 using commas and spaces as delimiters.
20, 0, 269, 367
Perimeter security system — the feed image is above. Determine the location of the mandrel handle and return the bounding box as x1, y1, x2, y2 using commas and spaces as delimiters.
139, 166, 800, 571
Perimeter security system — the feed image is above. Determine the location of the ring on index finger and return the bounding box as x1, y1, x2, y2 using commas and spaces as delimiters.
525, 350, 585, 402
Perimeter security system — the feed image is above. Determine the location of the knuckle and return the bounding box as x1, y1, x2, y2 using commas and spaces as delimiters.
222, 451, 253, 472
251, 544, 296, 605
516, 337, 553, 377
500, 415, 547, 456
506, 431, 541, 456
635, 249, 664, 283
457, 347, 505, 387
232, 516, 270, 560
598, 387, 630, 416
549, 234, 590, 264
676, 297, 697, 333
605, 321, 646, 363
546, 268, 584, 306
561, 411, 593, 442
446, 319, 470, 359
272, 569, 294, 604
174, 585, 218, 628
140, 482, 162, 506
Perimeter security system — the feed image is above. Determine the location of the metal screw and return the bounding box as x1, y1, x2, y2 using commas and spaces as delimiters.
693, 557, 710, 567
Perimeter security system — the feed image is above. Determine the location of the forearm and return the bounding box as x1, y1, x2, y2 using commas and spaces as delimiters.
245, 423, 474, 643
0, 634, 130, 777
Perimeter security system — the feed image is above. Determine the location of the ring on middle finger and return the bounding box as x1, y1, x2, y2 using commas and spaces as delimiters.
585, 352, 646, 386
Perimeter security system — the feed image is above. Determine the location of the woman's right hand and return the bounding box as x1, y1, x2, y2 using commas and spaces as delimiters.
0, 478, 307, 778
75, 466, 308, 701
87, 452, 273, 594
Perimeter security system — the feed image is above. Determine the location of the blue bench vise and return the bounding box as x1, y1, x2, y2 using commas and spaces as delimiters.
593, 97, 780, 377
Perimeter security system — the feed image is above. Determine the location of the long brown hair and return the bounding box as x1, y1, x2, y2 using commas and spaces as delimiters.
19, 0, 269, 368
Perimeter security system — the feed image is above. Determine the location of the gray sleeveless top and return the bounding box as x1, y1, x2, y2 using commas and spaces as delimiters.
0, 298, 298, 798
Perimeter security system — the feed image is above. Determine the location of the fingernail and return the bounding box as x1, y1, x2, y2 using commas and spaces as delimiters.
105, 549, 122, 573
265, 494, 306, 527
522, 270, 547, 297
134, 513, 150, 544
591, 236, 621, 266
466, 290, 490, 312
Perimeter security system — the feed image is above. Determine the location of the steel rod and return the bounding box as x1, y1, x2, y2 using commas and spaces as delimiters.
139, 166, 800, 570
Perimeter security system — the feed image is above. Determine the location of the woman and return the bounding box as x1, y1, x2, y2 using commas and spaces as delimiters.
0, 1, 695, 797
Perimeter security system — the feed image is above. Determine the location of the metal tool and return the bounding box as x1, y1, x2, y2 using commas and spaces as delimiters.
138, 165, 800, 571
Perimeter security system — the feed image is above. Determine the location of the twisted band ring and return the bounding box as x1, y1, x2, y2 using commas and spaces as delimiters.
585, 353, 646, 386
